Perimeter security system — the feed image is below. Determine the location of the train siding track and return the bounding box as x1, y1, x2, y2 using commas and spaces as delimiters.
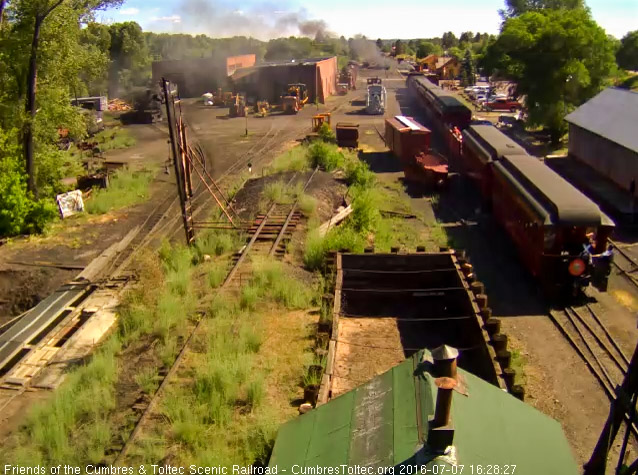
549, 303, 637, 435
113, 168, 318, 464
609, 239, 638, 286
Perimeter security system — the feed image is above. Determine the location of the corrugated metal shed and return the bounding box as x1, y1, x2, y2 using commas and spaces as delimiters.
565, 88, 638, 154
269, 350, 578, 474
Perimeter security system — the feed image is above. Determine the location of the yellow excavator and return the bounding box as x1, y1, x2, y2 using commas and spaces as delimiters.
281, 83, 308, 114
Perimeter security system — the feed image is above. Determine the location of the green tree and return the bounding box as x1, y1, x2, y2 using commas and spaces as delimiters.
441, 32, 458, 49
108, 22, 149, 96
617, 31, 638, 71
461, 49, 476, 86
416, 41, 439, 58
486, 9, 615, 142
376, 38, 383, 50
500, 0, 585, 18
9, 0, 120, 196
265, 37, 312, 61
459, 31, 473, 45
394, 39, 405, 55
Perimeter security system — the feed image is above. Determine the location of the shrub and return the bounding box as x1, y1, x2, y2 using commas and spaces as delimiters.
0, 135, 58, 236
317, 123, 336, 143
345, 159, 376, 189
351, 188, 380, 233
303, 227, 366, 271
307, 141, 345, 171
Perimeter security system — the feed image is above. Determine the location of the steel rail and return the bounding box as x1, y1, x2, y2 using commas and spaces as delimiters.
549, 306, 638, 438
269, 166, 319, 257
114, 170, 318, 463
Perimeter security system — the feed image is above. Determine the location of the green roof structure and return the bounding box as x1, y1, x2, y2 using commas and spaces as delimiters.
269, 350, 578, 474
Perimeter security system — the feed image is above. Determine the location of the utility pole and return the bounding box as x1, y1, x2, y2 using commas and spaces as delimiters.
162, 78, 194, 245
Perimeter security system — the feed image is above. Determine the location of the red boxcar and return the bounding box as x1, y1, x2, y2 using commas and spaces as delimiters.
385, 116, 448, 187
384, 116, 431, 165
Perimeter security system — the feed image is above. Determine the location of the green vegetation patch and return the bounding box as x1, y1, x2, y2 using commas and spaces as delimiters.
93, 127, 137, 151
86, 168, 155, 214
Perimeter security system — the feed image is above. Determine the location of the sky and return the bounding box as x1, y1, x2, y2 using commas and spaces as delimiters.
98, 0, 637, 40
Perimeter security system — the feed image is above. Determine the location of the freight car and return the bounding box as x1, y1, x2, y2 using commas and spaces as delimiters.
460, 125, 614, 297
385, 116, 448, 188
407, 74, 472, 132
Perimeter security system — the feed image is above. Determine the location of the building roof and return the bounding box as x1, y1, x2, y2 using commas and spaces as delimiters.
462, 125, 528, 162
565, 87, 638, 154
269, 350, 579, 474
435, 56, 456, 70
419, 54, 438, 64
496, 154, 609, 226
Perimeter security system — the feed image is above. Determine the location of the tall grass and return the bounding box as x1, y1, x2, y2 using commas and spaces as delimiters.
192, 230, 243, 262
241, 258, 317, 309
2, 241, 199, 466
298, 194, 318, 216
303, 227, 366, 271
263, 181, 296, 204
5, 341, 120, 465
86, 168, 154, 214
269, 146, 310, 174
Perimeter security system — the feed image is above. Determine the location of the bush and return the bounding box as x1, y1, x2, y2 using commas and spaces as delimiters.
317, 123, 336, 143
345, 159, 376, 189
351, 188, 380, 232
307, 141, 346, 171
303, 227, 366, 271
0, 131, 58, 237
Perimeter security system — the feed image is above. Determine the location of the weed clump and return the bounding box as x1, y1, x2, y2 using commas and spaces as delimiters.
308, 141, 346, 171
317, 122, 336, 143
193, 230, 243, 262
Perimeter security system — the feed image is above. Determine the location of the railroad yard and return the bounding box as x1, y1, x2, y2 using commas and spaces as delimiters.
1, 61, 638, 472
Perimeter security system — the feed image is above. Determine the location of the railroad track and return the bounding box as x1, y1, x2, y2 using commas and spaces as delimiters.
113, 168, 318, 464
549, 303, 637, 435
609, 239, 638, 287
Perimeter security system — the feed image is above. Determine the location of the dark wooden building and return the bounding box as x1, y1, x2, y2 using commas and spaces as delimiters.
151, 54, 256, 97
565, 88, 638, 193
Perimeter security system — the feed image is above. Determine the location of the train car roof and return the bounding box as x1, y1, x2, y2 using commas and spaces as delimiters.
385, 116, 430, 133
462, 125, 528, 162
495, 154, 609, 227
